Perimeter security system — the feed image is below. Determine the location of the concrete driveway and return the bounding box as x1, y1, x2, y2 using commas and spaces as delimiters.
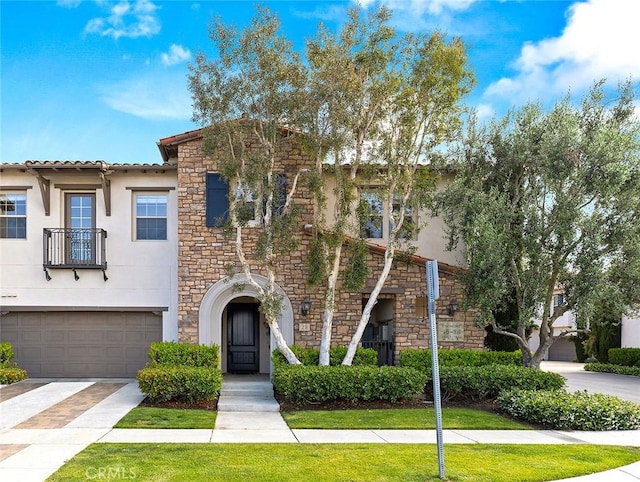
541, 361, 640, 404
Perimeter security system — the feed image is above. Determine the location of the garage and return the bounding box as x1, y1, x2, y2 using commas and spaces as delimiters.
0, 311, 162, 378
547, 337, 577, 362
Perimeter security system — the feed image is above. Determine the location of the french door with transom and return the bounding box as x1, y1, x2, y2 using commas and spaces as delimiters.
65, 193, 96, 265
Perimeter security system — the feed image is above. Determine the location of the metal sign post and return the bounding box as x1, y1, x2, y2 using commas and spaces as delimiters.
426, 260, 445, 479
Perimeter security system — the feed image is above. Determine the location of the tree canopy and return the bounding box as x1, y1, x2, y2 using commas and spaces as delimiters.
438, 80, 640, 367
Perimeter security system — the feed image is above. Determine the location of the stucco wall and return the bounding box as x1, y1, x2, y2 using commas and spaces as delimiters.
0, 166, 179, 340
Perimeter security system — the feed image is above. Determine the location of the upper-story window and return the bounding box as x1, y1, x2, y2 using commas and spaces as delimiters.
135, 193, 167, 240
0, 192, 27, 239
553, 293, 565, 307
360, 190, 416, 240
392, 193, 416, 240
205, 172, 287, 228
360, 190, 383, 239
235, 182, 258, 224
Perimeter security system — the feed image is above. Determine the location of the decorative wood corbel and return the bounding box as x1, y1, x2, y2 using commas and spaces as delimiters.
99, 169, 113, 216
28, 169, 51, 216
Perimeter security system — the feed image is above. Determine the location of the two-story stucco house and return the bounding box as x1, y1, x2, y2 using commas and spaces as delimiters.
0, 161, 178, 377
4, 128, 638, 377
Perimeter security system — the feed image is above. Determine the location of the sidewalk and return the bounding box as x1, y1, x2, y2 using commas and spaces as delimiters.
1, 379, 639, 482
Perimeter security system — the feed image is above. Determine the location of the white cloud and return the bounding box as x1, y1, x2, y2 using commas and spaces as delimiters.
474, 103, 495, 122
98, 73, 192, 120
84, 0, 161, 40
161, 44, 191, 67
485, 0, 640, 104
357, 0, 475, 16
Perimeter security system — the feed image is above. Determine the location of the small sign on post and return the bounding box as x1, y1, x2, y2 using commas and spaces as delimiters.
426, 260, 445, 479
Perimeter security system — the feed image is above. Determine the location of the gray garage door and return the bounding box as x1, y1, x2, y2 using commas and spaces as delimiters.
0, 311, 162, 378
548, 338, 577, 362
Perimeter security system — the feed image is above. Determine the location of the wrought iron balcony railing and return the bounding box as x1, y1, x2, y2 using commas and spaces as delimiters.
43, 228, 108, 280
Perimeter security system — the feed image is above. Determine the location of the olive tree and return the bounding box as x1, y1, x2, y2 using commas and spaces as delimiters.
438, 81, 640, 368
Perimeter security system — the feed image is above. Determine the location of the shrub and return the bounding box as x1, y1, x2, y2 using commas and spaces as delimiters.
608, 348, 640, 367
137, 365, 222, 403
0, 366, 27, 384
400, 348, 522, 372
428, 365, 565, 402
147, 342, 220, 367
138, 342, 222, 403
585, 363, 640, 377
497, 389, 640, 431
271, 345, 378, 368
0, 342, 15, 366
328, 346, 378, 366
273, 365, 426, 403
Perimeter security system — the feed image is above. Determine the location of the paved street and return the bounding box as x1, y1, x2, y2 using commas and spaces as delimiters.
541, 361, 640, 404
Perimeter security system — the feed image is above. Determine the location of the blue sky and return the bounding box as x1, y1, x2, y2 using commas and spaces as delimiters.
2, 0, 639, 164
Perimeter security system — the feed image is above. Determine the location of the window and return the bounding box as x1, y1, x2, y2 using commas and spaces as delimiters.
235, 181, 258, 224
360, 191, 383, 238
554, 293, 564, 307
205, 172, 287, 228
135, 194, 167, 240
0, 192, 27, 238
392, 193, 416, 240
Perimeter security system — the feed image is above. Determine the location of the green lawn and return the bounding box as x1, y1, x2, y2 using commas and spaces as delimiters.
115, 406, 526, 430
114, 407, 216, 429
47, 444, 640, 482
282, 408, 530, 430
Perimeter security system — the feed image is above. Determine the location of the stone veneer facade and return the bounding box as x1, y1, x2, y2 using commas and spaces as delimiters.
174, 134, 484, 366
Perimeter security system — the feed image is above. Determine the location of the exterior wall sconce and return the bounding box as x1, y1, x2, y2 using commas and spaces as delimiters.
448, 299, 458, 316
300, 299, 312, 316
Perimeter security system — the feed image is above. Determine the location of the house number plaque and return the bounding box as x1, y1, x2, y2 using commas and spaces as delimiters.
438, 322, 464, 342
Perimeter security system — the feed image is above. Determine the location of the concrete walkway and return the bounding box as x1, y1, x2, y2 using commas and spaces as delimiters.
0, 376, 639, 482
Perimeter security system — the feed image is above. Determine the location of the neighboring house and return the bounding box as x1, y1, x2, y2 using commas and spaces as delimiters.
528, 292, 578, 362
621, 316, 640, 348
529, 291, 640, 361
0, 161, 178, 377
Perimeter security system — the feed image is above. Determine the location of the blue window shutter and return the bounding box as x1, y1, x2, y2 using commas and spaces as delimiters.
206, 173, 229, 227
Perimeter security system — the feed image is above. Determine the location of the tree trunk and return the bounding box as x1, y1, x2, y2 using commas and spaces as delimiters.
267, 317, 301, 365
319, 243, 343, 366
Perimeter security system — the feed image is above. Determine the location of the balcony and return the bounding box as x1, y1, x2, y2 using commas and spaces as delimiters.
43, 228, 108, 280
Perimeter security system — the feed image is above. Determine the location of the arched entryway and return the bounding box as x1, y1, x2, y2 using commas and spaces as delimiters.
198, 274, 294, 374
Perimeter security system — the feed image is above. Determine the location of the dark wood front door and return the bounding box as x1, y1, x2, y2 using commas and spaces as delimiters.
227, 304, 259, 373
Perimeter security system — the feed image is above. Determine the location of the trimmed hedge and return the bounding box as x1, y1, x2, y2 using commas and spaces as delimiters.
497, 389, 640, 430
138, 342, 222, 403
0, 366, 28, 384
429, 365, 566, 402
137, 365, 222, 403
273, 365, 426, 403
400, 348, 521, 372
271, 345, 378, 368
585, 363, 640, 377
608, 348, 640, 367
148, 341, 220, 367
